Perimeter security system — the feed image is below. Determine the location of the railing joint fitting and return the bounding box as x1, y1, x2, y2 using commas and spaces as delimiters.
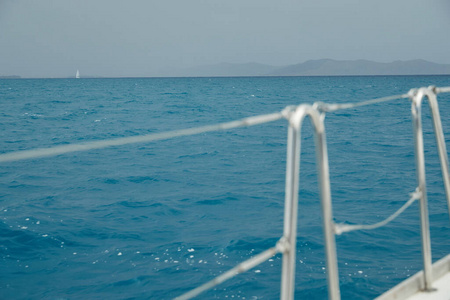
410, 186, 422, 200
281, 105, 297, 120
407, 88, 418, 99
276, 237, 290, 253
427, 85, 437, 95
332, 222, 342, 235
312, 102, 328, 121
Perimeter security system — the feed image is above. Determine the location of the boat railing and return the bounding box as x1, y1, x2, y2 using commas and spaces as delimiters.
1, 86, 449, 300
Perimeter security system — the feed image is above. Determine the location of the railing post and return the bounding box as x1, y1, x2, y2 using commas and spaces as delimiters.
281, 105, 340, 300
426, 87, 450, 222
281, 119, 301, 300
410, 88, 433, 290
314, 113, 340, 300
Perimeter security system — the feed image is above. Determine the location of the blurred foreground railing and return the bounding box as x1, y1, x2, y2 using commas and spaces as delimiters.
177, 86, 450, 300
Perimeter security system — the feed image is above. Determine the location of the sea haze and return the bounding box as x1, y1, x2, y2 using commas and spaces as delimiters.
0, 76, 449, 299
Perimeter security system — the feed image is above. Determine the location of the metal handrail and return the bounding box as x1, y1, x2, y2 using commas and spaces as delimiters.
409, 86, 450, 290
177, 86, 450, 299
281, 105, 339, 300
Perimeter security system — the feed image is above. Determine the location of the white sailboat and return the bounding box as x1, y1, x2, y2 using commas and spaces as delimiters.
76, 70, 80, 79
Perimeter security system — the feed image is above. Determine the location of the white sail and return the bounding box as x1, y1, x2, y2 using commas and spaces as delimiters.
76, 70, 80, 79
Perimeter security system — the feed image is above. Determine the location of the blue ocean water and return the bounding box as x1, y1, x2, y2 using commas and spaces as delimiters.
0, 76, 449, 299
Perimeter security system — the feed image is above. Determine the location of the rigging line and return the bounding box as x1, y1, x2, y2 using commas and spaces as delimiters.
315, 93, 409, 113
175, 241, 284, 300
436, 86, 450, 93
334, 187, 421, 235
0, 112, 284, 163
1, 86, 448, 163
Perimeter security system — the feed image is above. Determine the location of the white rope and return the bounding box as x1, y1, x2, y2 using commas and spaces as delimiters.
334, 187, 422, 235
315, 94, 409, 113
436, 87, 450, 93
1, 87, 448, 164
0, 112, 285, 163
175, 239, 286, 300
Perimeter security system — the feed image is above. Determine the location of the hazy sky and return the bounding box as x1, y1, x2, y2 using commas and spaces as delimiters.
1, 0, 449, 77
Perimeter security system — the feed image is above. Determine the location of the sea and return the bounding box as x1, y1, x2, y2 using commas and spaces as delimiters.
0, 76, 449, 300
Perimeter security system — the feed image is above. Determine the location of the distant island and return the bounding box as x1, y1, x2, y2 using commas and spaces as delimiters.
172, 59, 450, 77
3, 59, 450, 78
0, 75, 21, 79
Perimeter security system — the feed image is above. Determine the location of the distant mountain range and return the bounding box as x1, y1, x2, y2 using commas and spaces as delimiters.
175, 59, 450, 77
0, 75, 21, 79
2, 59, 450, 78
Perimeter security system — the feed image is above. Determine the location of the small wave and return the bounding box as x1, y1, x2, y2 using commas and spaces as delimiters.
195, 199, 223, 205
126, 176, 159, 183
116, 200, 151, 208
0, 223, 67, 257
103, 178, 120, 184
225, 236, 279, 252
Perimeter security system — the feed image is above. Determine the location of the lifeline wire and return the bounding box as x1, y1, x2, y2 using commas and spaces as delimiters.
437, 87, 450, 93
175, 241, 284, 300
334, 187, 422, 235
315, 93, 409, 113
0, 112, 284, 163
0, 93, 412, 163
